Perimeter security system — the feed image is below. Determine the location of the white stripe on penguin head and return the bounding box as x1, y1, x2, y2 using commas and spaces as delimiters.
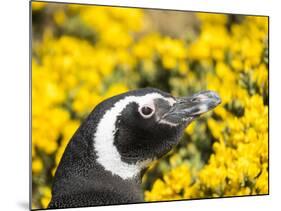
93, 93, 176, 180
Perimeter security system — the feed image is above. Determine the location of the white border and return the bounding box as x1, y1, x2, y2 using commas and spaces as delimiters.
1, 0, 279, 211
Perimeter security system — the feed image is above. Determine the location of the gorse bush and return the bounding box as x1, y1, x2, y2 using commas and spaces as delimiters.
32, 2, 268, 209
144, 15, 268, 201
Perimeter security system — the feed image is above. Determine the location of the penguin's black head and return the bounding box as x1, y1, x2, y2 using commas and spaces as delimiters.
93, 88, 221, 179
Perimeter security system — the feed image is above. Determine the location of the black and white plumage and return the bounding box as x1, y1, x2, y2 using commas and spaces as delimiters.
48, 88, 221, 209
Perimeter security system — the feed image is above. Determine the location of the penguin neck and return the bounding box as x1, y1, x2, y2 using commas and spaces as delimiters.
93, 134, 152, 180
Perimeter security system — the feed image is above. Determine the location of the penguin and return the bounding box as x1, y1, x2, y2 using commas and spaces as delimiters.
48, 87, 221, 209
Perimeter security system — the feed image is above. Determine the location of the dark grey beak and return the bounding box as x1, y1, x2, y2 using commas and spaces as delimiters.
160, 91, 221, 125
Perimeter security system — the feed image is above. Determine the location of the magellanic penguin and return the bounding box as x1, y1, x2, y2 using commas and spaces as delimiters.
48, 88, 221, 209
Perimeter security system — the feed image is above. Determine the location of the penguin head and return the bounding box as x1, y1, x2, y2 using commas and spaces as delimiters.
93, 88, 221, 179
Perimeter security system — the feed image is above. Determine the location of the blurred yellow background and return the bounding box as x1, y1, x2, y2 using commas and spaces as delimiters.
32, 2, 268, 209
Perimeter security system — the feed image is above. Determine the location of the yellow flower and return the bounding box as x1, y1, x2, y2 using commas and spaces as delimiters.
54, 10, 66, 26
145, 164, 192, 201
32, 158, 43, 174
255, 169, 268, 193
133, 34, 160, 59
197, 13, 228, 25
72, 89, 102, 115
32, 2, 46, 11
185, 121, 195, 135
40, 186, 51, 208
253, 63, 268, 88
103, 84, 129, 99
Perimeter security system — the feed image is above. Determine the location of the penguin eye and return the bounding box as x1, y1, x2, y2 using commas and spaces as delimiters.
139, 105, 154, 118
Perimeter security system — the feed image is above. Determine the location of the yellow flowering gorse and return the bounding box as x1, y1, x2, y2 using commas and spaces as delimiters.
32, 2, 268, 209
145, 14, 268, 201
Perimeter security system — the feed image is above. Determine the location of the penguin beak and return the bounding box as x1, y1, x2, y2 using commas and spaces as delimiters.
160, 91, 221, 125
